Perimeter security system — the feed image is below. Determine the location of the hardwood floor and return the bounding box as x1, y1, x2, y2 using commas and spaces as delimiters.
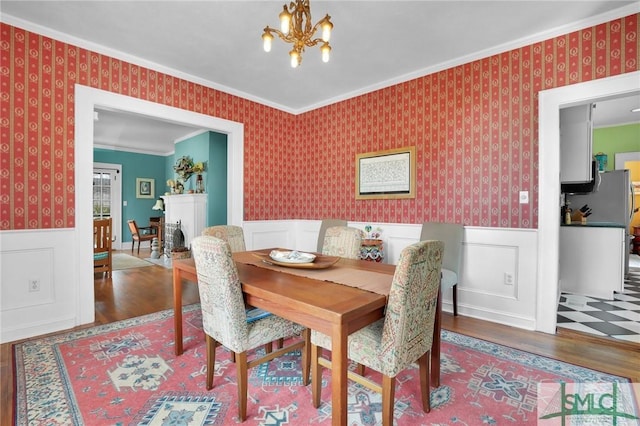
2, 249, 639, 425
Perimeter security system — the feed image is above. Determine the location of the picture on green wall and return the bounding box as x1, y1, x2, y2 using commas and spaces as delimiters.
136, 178, 155, 199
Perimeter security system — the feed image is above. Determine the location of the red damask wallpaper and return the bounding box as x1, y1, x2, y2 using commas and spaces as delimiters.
1, 15, 638, 230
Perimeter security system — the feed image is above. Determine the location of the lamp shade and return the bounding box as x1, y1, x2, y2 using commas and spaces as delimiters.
152, 198, 165, 211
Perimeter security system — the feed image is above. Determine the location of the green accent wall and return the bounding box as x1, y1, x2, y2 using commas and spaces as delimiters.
95, 131, 228, 242
593, 123, 640, 171
94, 149, 166, 242
169, 131, 229, 225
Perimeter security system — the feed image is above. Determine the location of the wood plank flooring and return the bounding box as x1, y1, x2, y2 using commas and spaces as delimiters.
2, 250, 639, 425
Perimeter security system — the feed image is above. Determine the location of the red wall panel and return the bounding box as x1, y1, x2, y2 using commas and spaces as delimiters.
1, 14, 638, 230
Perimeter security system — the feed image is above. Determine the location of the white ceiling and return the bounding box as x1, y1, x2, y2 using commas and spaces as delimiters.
3, 1, 639, 155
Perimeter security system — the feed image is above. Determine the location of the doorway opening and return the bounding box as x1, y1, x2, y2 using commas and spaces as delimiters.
75, 85, 245, 325
93, 163, 122, 250
537, 71, 640, 335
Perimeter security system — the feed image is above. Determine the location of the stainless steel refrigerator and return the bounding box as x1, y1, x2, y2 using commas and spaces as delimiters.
566, 169, 635, 275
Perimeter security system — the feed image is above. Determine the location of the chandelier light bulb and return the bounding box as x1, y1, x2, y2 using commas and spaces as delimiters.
279, 6, 291, 35
262, 31, 273, 52
321, 43, 331, 63
290, 50, 300, 68
321, 17, 333, 42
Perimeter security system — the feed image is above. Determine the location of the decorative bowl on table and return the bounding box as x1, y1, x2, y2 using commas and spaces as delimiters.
269, 250, 316, 264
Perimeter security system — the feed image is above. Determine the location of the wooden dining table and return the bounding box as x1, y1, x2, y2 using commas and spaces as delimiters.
172, 248, 442, 426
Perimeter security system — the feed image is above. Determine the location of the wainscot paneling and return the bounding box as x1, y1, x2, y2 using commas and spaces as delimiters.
0, 222, 538, 342
0, 229, 83, 343
243, 221, 539, 330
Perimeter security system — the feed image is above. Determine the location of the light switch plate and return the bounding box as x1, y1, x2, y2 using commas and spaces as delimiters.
519, 191, 529, 204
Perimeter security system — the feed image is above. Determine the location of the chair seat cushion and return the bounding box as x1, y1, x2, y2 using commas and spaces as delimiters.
441, 268, 457, 290
94, 252, 109, 261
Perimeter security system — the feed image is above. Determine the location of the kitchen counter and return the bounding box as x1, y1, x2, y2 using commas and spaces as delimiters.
561, 221, 625, 228
559, 226, 625, 300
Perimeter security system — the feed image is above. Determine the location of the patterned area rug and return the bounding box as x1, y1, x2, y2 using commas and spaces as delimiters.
13, 305, 637, 425
112, 253, 154, 270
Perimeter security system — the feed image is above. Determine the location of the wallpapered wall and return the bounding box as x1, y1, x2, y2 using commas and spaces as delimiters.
1, 15, 638, 230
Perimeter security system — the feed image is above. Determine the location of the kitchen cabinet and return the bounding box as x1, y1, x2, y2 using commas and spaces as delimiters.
559, 225, 625, 300
560, 104, 593, 184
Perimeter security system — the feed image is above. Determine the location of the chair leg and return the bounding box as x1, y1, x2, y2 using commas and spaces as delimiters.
236, 351, 248, 421
311, 344, 322, 408
418, 352, 431, 412
452, 283, 458, 316
137, 241, 141, 254
301, 329, 310, 386
381, 375, 396, 425
205, 334, 216, 390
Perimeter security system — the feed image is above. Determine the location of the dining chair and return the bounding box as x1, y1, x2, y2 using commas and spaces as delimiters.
316, 219, 347, 253
321, 225, 364, 259
201, 224, 285, 350
94, 217, 112, 277
191, 235, 310, 421
127, 219, 156, 254
202, 225, 246, 252
310, 239, 444, 425
420, 221, 464, 316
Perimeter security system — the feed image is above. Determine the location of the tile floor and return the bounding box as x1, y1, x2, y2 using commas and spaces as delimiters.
556, 255, 640, 344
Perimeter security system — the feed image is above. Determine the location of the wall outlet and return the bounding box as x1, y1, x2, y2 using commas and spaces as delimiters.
504, 273, 514, 286
28, 278, 41, 292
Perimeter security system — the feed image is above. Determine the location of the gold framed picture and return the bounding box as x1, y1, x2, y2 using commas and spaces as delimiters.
136, 178, 155, 199
356, 146, 416, 200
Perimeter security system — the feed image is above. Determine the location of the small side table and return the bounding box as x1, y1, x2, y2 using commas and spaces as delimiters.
360, 239, 384, 262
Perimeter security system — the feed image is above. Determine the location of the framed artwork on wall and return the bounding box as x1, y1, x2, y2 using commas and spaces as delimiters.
356, 146, 416, 200
136, 178, 155, 199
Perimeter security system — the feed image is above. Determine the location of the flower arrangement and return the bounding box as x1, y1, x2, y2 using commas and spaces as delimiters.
364, 225, 383, 240
173, 156, 196, 182
192, 162, 205, 174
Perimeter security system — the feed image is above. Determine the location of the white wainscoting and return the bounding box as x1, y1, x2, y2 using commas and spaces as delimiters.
0, 228, 84, 343
244, 221, 539, 330
1, 221, 539, 343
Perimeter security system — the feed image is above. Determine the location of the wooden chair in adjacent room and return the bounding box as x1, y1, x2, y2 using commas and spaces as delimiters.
310, 240, 444, 425
316, 219, 347, 253
420, 221, 464, 316
127, 219, 156, 254
321, 225, 364, 259
191, 235, 310, 422
94, 217, 112, 277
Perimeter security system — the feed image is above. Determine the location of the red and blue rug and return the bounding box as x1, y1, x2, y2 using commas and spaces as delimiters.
13, 305, 637, 425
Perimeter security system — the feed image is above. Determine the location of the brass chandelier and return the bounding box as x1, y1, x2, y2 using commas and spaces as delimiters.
262, 0, 333, 68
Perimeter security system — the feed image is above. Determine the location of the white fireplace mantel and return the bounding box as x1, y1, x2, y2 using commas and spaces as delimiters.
161, 193, 207, 249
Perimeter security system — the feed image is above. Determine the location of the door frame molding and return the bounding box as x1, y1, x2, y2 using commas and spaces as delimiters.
75, 85, 245, 325
537, 71, 640, 334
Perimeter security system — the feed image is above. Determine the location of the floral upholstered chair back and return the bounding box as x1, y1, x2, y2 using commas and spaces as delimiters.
191, 236, 248, 352
321, 226, 364, 259
201, 225, 246, 253
378, 239, 443, 376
